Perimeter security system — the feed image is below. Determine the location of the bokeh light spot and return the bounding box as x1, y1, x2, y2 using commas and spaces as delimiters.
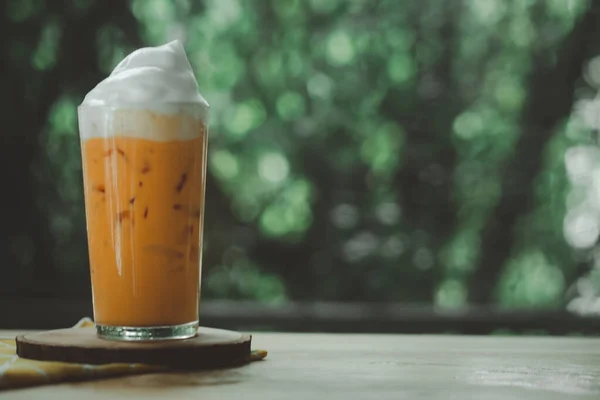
259, 153, 290, 183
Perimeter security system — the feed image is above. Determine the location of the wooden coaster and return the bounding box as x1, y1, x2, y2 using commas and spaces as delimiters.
16, 327, 251, 369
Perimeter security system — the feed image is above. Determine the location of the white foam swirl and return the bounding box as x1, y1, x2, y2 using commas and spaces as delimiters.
82, 40, 208, 109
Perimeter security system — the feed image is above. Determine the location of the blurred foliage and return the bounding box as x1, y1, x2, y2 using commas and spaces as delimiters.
3, 0, 600, 313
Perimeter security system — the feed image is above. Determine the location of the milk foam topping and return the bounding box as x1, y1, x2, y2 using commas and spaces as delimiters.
79, 40, 207, 140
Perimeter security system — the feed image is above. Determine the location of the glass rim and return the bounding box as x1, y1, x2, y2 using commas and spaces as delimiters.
77, 101, 209, 111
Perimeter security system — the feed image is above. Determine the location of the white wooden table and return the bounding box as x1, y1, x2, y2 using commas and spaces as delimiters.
1, 331, 599, 399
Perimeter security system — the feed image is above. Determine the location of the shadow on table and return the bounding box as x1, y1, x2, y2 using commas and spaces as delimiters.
78, 368, 248, 391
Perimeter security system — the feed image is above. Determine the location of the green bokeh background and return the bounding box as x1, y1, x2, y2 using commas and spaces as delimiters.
2, 0, 600, 313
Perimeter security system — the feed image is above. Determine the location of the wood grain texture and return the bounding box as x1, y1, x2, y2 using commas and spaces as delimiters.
15, 327, 251, 369
2, 332, 600, 400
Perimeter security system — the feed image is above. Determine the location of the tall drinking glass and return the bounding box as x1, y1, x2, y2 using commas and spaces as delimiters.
78, 104, 208, 340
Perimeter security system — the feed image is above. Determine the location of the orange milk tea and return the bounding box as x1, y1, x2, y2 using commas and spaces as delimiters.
79, 107, 207, 327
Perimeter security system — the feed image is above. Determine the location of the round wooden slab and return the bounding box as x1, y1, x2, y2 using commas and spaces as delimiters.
16, 327, 252, 369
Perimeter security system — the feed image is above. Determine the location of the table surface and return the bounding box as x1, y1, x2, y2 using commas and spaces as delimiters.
1, 330, 599, 400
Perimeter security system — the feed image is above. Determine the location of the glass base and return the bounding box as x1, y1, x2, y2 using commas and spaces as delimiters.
96, 321, 199, 341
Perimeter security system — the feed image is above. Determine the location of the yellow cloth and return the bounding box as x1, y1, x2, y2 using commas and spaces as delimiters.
0, 318, 267, 390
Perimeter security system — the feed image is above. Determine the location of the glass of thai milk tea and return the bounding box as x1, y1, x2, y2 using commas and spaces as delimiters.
77, 40, 208, 340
